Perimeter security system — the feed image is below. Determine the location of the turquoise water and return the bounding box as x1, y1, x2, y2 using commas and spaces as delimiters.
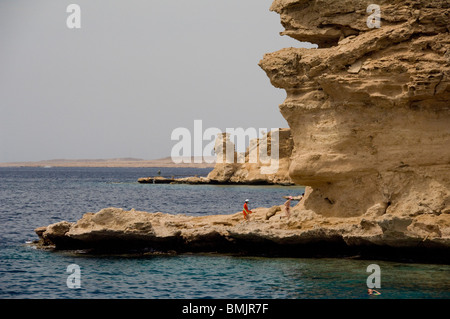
2, 246, 449, 299
0, 167, 449, 299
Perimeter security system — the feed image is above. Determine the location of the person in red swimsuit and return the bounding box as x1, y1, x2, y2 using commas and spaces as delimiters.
243, 199, 252, 221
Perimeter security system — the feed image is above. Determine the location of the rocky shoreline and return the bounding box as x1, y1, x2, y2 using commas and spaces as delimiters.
137, 176, 295, 186
32, 204, 450, 263
137, 128, 295, 186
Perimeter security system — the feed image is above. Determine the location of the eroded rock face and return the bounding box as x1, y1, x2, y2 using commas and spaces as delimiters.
207, 128, 294, 185
259, 0, 450, 217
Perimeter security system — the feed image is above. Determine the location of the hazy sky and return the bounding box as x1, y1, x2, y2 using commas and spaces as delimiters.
0, 0, 312, 162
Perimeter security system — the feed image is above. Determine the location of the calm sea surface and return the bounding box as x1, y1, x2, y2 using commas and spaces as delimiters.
0, 167, 449, 299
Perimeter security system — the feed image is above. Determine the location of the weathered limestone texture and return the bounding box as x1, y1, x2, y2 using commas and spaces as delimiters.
206, 129, 295, 185
259, 0, 450, 220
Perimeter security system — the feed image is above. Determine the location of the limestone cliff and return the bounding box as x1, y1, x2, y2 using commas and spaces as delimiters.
206, 128, 294, 185
259, 0, 450, 222
137, 129, 294, 185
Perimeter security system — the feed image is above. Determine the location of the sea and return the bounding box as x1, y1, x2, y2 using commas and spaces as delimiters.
0, 167, 449, 300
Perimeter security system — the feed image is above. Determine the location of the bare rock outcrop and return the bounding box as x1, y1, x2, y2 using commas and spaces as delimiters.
206, 128, 295, 185
259, 0, 450, 219
34, 206, 450, 261
138, 129, 294, 185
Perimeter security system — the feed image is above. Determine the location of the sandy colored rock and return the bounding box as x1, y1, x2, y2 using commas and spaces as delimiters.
138, 130, 294, 185
34, 206, 450, 261
207, 129, 294, 185
67, 208, 156, 242
40, 221, 74, 247
259, 0, 450, 218
265, 205, 282, 220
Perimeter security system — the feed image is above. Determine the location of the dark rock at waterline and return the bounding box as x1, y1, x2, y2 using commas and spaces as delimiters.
33, 207, 450, 263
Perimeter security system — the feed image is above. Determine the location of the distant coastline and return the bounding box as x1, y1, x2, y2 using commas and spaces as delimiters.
0, 157, 215, 168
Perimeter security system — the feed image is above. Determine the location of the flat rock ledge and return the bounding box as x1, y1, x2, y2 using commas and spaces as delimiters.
137, 176, 295, 186
33, 207, 450, 263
